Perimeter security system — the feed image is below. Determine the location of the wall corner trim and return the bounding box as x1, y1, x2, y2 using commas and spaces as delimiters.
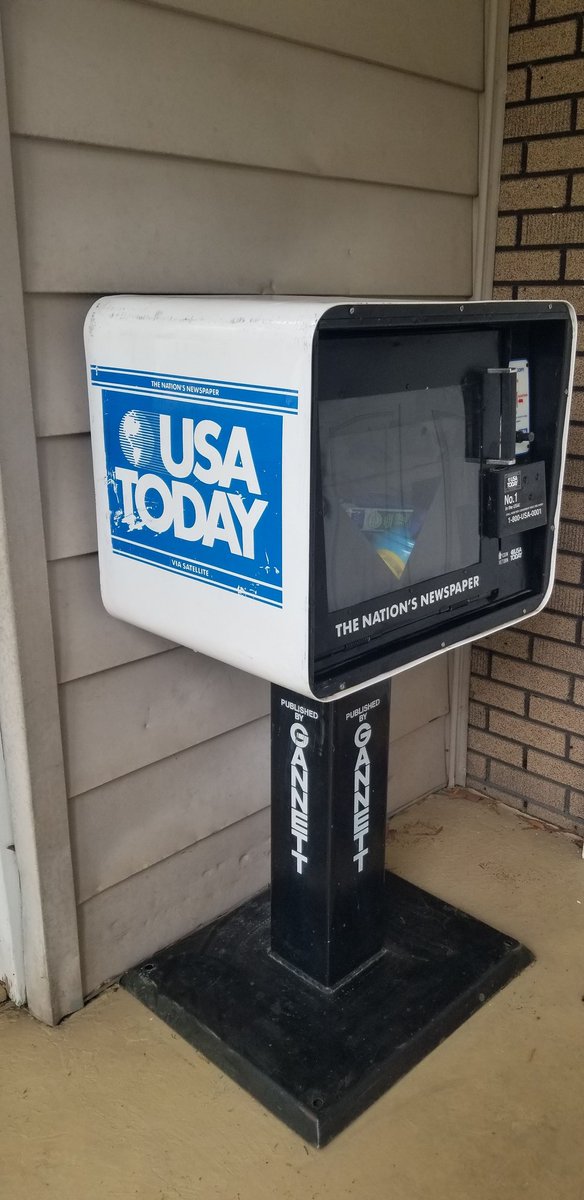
449, 0, 511, 787
0, 18, 83, 1024
473, 0, 511, 302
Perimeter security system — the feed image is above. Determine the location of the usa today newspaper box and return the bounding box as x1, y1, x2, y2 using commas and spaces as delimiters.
86, 296, 575, 1145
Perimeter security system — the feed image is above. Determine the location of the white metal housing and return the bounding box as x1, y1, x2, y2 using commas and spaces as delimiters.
85, 296, 575, 701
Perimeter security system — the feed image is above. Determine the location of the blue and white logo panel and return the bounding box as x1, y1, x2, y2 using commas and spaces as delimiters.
97, 367, 296, 607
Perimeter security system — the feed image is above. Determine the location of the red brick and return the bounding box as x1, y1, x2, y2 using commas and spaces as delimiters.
526, 802, 576, 826
564, 456, 584, 487
566, 408, 584, 446
569, 390, 584, 421
483, 788, 548, 822
506, 68, 528, 103
490, 709, 566, 755
497, 216, 518, 247
567, 251, 584, 282
516, 285, 584, 313
555, 552, 582, 584
506, 100, 572, 140
559, 518, 584, 552
528, 135, 584, 173
533, 637, 584, 675
501, 143, 523, 175
567, 427, 584, 460
536, 0, 584, 14
531, 59, 584, 99
499, 174, 567, 211
469, 701, 487, 730
567, 791, 584, 820
508, 21, 578, 65
529, 695, 584, 737
491, 654, 570, 698
471, 646, 490, 676
486, 628, 531, 659
465, 78, 584, 823
468, 727, 524, 766
569, 735, 584, 764
489, 759, 567, 810
522, 609, 578, 641
467, 751, 487, 781
494, 249, 561, 282
510, 0, 531, 23
527, 748, 584, 790
470, 675, 526, 714
549, 582, 584, 616
523, 210, 584, 245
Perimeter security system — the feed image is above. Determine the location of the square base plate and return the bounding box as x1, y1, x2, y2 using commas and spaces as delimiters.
122, 874, 532, 1147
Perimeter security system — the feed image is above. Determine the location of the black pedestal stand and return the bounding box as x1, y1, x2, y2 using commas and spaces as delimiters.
122, 682, 533, 1147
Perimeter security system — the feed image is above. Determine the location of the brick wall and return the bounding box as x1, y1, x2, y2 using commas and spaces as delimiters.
467, 0, 584, 830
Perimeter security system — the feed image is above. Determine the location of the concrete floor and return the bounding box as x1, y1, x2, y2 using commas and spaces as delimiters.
2, 790, 584, 1200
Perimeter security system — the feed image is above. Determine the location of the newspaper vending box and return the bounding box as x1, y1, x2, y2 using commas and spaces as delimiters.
86, 296, 575, 1145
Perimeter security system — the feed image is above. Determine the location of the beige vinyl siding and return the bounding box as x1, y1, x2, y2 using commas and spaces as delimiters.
61, 649, 270, 799
48, 555, 174, 682
78, 808, 272, 996
3, 0, 478, 192
12, 140, 472, 296
37, 436, 97, 562
0, 0, 481, 993
69, 656, 447, 905
78, 718, 448, 997
70, 717, 272, 905
132, 0, 484, 90
25, 295, 97, 439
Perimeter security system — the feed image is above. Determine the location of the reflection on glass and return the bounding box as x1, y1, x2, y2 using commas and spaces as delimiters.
319, 387, 480, 613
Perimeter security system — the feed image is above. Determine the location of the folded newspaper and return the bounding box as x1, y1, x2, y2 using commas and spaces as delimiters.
341, 503, 416, 580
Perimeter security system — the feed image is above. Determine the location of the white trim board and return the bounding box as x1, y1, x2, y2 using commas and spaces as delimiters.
448, 0, 511, 788
0, 724, 25, 1003
0, 16, 83, 1024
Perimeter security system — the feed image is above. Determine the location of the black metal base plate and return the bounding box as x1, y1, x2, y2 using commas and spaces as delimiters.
122, 874, 533, 1147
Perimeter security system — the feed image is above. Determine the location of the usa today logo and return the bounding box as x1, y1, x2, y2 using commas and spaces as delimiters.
112, 406, 268, 561
119, 410, 156, 467
101, 383, 284, 605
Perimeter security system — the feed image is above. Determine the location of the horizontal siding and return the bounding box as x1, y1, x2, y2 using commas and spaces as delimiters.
47, 555, 443, 698
3, 0, 478, 195
12, 139, 474, 296
48, 555, 174, 682
61, 650, 444, 812
25, 295, 96, 438
388, 715, 449, 814
60, 647, 270, 797
37, 436, 96, 561
2, 0, 479, 994
71, 717, 270, 903
69, 658, 447, 903
134, 0, 484, 90
78, 806, 271, 995
76, 712, 445, 994
389, 658, 448, 744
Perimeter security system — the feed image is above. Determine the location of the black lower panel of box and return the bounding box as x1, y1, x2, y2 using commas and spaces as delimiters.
121, 874, 533, 1147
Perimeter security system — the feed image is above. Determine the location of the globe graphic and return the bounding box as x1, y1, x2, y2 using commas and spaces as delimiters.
119, 410, 155, 467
